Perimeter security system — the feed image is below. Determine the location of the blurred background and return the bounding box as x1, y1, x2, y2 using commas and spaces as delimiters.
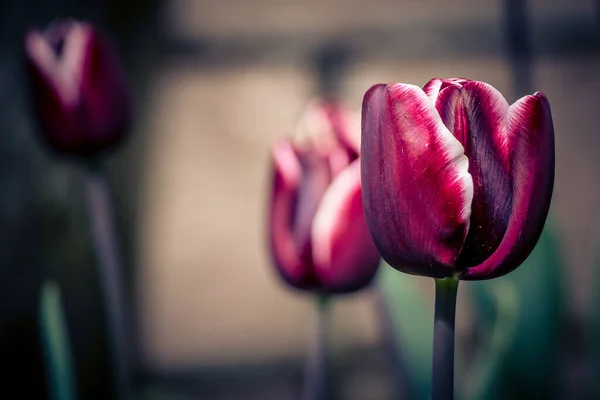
1, 0, 600, 399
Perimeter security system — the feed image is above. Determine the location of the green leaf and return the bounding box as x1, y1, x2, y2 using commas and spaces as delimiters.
466, 221, 563, 399
377, 263, 433, 400
39, 280, 77, 400
593, 222, 600, 394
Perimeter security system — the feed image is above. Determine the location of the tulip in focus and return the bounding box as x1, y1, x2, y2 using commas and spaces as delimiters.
25, 20, 130, 157
269, 99, 381, 294
361, 78, 554, 281
361, 77, 554, 400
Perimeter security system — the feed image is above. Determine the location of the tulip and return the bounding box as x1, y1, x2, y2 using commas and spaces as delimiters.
361, 78, 554, 400
25, 20, 130, 157
361, 78, 554, 280
269, 99, 380, 400
269, 99, 380, 294
25, 21, 132, 400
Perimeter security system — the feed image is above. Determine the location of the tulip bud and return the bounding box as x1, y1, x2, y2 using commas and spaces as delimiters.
361, 78, 554, 280
269, 100, 380, 293
25, 20, 131, 157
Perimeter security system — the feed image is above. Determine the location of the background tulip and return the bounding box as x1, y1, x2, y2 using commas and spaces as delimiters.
25, 20, 130, 158
25, 21, 133, 399
361, 78, 554, 281
269, 99, 380, 400
269, 99, 380, 294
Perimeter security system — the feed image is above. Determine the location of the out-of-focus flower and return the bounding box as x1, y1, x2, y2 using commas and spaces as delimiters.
269, 100, 380, 293
361, 78, 554, 280
25, 20, 131, 157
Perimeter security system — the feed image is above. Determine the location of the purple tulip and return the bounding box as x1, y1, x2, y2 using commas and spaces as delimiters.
25, 20, 130, 157
269, 100, 380, 293
361, 78, 554, 281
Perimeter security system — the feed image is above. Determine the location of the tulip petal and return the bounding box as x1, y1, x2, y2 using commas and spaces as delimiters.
435, 81, 514, 269
294, 100, 361, 157
79, 28, 130, 146
361, 83, 474, 278
423, 78, 465, 102
25, 23, 89, 108
423, 78, 443, 101
293, 147, 334, 265
269, 140, 313, 288
25, 25, 88, 154
326, 103, 362, 155
311, 160, 380, 292
461, 92, 554, 280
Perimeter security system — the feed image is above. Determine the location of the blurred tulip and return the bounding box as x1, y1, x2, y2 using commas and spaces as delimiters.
25, 21, 133, 399
361, 78, 554, 281
25, 20, 130, 157
269, 99, 380, 293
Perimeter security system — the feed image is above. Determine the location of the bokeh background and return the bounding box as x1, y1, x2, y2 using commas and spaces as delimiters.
1, 0, 599, 399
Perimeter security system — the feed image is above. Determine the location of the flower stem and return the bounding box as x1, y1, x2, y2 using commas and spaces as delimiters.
84, 163, 130, 400
432, 278, 459, 400
303, 294, 330, 400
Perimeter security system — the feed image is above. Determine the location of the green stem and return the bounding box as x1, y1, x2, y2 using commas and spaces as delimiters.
303, 294, 330, 400
432, 278, 459, 400
84, 163, 130, 400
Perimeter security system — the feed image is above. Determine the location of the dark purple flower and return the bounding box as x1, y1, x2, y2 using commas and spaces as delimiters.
25, 20, 131, 157
269, 100, 380, 293
361, 78, 554, 280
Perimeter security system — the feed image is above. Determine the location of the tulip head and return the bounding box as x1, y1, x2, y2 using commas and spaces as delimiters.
361, 78, 554, 280
25, 20, 131, 158
269, 100, 381, 294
